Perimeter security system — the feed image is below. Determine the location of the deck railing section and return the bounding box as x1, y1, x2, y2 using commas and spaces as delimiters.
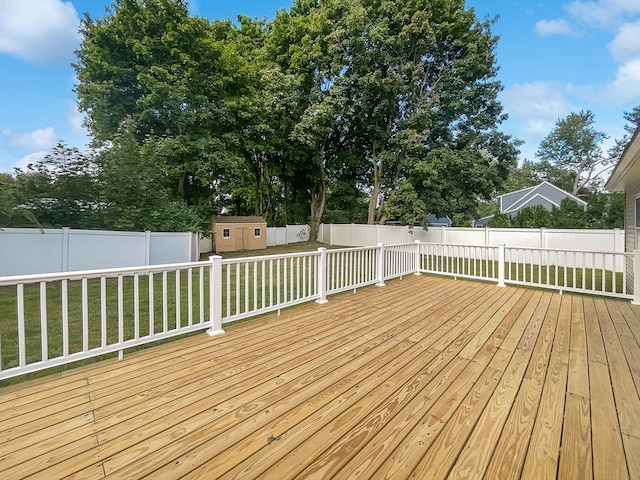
221, 251, 319, 322
1, 241, 638, 380
418, 242, 500, 283
0, 261, 215, 380
504, 246, 632, 299
418, 242, 635, 300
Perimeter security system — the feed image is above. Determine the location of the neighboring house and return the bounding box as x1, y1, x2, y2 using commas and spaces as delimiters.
605, 127, 640, 287
426, 213, 452, 227
499, 181, 587, 215
212, 216, 267, 253
473, 181, 588, 227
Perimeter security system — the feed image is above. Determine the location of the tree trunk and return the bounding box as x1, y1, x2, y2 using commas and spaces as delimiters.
178, 169, 187, 198
367, 156, 381, 224
309, 154, 326, 241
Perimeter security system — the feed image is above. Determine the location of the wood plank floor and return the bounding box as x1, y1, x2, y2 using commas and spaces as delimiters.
1, 275, 639, 479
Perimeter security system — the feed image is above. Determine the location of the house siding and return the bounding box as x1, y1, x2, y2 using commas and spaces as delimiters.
625, 177, 640, 289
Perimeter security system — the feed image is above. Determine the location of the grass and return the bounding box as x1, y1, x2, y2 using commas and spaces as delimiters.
421, 255, 627, 294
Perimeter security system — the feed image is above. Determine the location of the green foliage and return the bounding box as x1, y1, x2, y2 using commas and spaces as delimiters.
386, 181, 427, 227
608, 105, 640, 161
536, 110, 611, 194
19, 0, 519, 235
487, 193, 623, 229
10, 143, 102, 229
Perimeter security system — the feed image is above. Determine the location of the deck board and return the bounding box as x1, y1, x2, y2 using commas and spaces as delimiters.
1, 275, 639, 479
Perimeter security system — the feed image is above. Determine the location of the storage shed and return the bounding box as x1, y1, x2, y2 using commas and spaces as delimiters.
212, 216, 267, 253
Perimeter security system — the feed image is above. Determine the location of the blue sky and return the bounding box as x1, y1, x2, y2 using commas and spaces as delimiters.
0, 0, 639, 174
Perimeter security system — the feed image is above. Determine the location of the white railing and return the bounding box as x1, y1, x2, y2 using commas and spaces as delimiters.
0, 260, 219, 380
504, 246, 632, 299
419, 242, 635, 300
221, 251, 319, 322
418, 243, 500, 283
1, 242, 637, 380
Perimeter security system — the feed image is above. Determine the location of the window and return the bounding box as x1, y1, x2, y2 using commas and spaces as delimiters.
254, 227, 261, 238
222, 228, 230, 239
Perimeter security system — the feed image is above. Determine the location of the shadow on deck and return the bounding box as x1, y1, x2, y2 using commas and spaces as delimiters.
1, 275, 639, 479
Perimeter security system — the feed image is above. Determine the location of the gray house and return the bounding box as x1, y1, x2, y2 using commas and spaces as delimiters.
605, 126, 640, 288
499, 181, 587, 215
473, 181, 588, 227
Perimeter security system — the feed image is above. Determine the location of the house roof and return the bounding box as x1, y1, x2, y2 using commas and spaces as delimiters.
605, 126, 640, 192
426, 213, 452, 226
213, 216, 266, 224
499, 181, 587, 214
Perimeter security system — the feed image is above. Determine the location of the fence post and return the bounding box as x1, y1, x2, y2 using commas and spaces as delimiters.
497, 244, 506, 287
144, 231, 151, 266
633, 250, 640, 305
316, 247, 328, 304
61, 227, 70, 272
207, 255, 225, 337
414, 240, 422, 275
376, 243, 386, 287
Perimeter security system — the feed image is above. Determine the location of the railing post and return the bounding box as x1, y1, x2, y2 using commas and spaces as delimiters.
497, 244, 506, 287
207, 255, 225, 337
376, 243, 386, 287
414, 240, 422, 275
633, 250, 640, 305
316, 247, 328, 304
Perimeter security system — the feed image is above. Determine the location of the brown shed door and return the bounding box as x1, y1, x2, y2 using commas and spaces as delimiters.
234, 227, 245, 251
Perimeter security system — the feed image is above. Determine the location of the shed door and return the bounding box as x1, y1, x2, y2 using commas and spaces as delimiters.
234, 227, 251, 251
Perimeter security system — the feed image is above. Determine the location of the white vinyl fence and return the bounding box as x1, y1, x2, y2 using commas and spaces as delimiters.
266, 225, 310, 247
319, 224, 625, 254
0, 228, 199, 277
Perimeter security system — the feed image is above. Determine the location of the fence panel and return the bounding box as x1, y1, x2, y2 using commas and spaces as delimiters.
0, 228, 197, 276
325, 246, 379, 294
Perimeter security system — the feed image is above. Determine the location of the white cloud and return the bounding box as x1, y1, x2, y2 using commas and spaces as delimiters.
566, 0, 640, 28
500, 82, 577, 161
608, 20, 640, 63
0, 0, 81, 65
11, 151, 49, 171
501, 82, 574, 121
535, 19, 577, 37
67, 103, 87, 134
603, 58, 640, 103
1, 127, 58, 150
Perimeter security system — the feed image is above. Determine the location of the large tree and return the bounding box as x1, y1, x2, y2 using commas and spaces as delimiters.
536, 110, 611, 194
75, 0, 246, 206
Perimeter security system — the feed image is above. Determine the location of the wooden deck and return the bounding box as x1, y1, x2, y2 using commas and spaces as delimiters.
1, 275, 639, 479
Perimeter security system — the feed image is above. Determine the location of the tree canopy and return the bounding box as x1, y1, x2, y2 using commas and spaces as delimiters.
6, 0, 524, 235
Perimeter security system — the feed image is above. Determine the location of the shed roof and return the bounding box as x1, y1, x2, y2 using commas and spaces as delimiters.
213, 216, 266, 224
